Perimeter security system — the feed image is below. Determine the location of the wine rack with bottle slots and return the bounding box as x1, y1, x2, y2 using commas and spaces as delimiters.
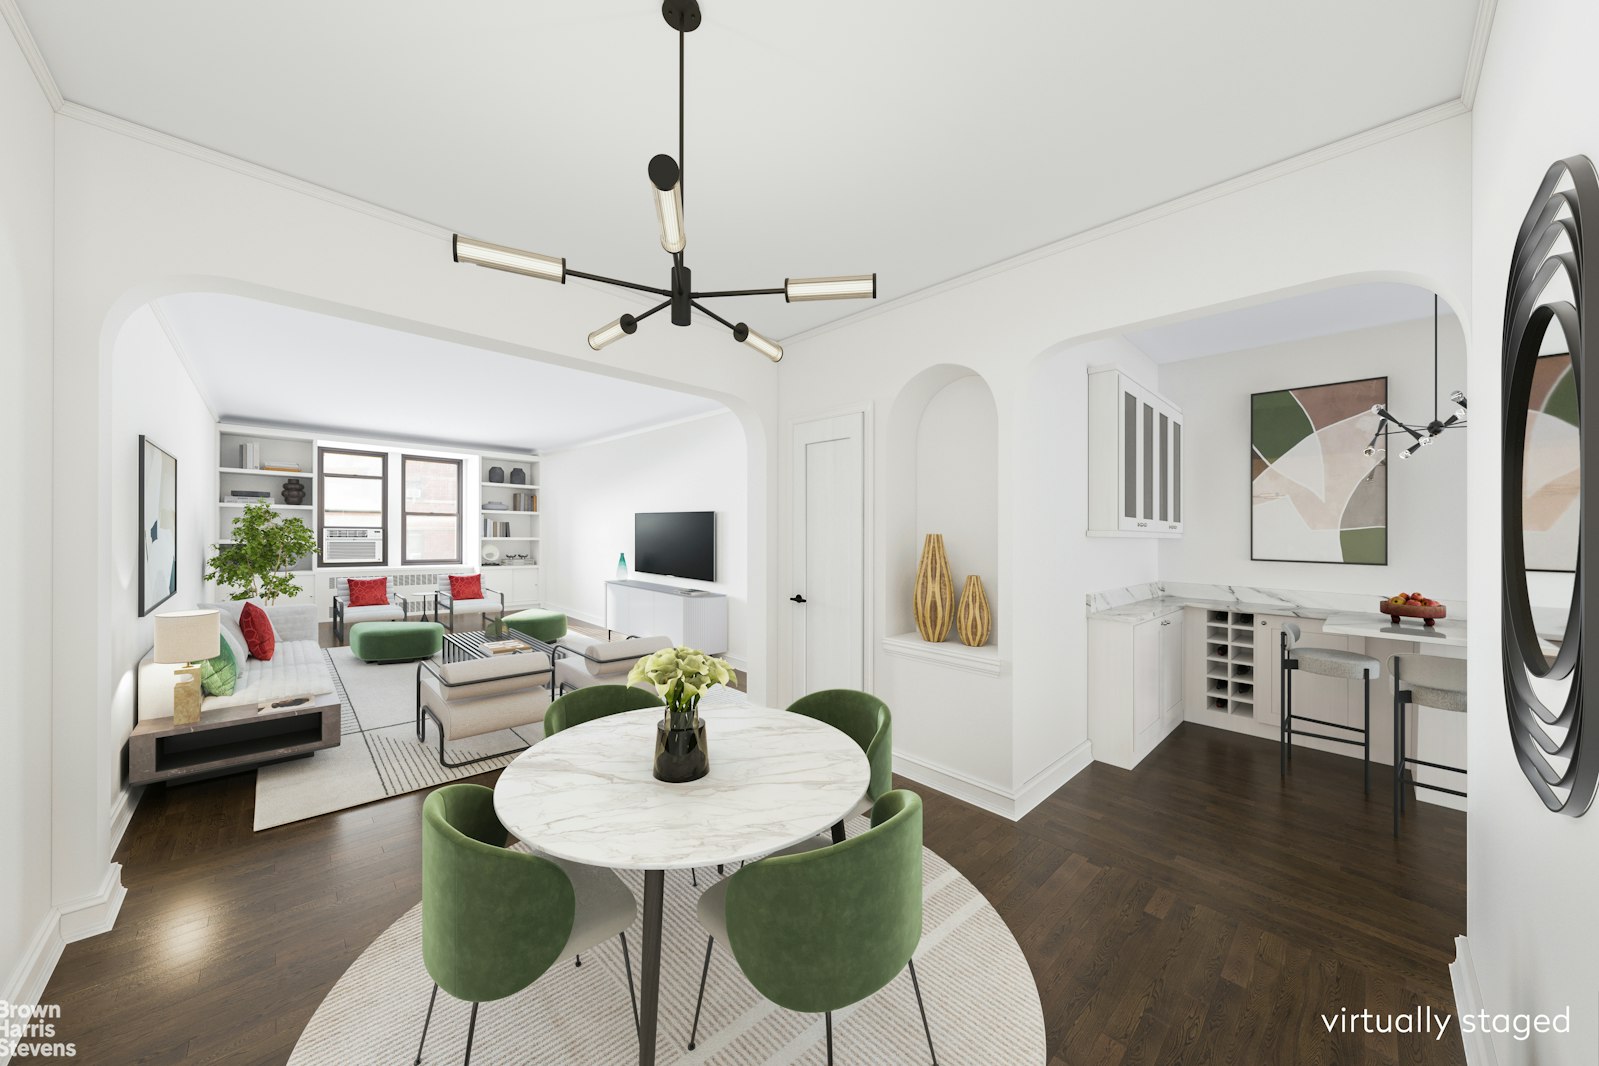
1202, 610, 1256, 715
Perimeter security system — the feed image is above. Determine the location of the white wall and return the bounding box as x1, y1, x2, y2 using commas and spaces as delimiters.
913, 375, 999, 631
529, 413, 749, 667
778, 114, 1472, 816
0, 14, 57, 1012
1468, 1, 1599, 1062
1159, 313, 1468, 604
109, 306, 218, 803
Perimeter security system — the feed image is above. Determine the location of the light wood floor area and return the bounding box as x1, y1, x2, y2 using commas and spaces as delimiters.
35, 719, 1464, 1064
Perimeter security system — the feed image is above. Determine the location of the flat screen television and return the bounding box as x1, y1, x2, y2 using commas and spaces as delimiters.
634, 511, 716, 582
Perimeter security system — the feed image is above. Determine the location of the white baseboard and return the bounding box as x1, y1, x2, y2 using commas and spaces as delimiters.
893, 745, 1092, 821
1450, 935, 1499, 1066
108, 785, 141, 856
1012, 741, 1094, 818
56, 863, 126, 944
2, 908, 64, 1019
893, 752, 1017, 818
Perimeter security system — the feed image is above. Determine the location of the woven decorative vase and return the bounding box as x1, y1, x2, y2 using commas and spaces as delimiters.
956, 575, 992, 647
913, 533, 955, 642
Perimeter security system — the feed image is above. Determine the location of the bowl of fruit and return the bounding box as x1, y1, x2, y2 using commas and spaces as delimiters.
1380, 592, 1446, 626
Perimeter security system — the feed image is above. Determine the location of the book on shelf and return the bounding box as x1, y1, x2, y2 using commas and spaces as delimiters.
512, 491, 538, 512
482, 519, 512, 537
239, 442, 261, 469
261, 462, 301, 472
229, 489, 272, 499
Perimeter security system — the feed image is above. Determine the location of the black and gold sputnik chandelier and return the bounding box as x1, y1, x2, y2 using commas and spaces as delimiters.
450, 0, 876, 363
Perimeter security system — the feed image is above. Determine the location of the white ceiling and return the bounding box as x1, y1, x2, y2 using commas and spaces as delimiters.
1123, 282, 1458, 364
20, 2, 1480, 337
153, 293, 725, 451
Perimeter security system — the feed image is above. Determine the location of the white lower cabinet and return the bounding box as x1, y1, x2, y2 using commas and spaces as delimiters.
1088, 608, 1186, 769
492, 567, 541, 609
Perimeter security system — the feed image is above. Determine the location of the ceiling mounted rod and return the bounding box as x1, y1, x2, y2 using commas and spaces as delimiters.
449, 0, 875, 364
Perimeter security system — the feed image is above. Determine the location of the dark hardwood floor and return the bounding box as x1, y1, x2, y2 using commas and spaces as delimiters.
37, 722, 1464, 1064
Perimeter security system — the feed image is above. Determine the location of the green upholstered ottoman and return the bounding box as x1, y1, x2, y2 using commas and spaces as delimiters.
349, 621, 445, 663
503, 608, 568, 643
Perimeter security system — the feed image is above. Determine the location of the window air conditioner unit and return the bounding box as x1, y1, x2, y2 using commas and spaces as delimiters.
323, 528, 383, 564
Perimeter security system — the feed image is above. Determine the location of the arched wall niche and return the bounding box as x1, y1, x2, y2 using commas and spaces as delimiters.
884, 364, 1000, 640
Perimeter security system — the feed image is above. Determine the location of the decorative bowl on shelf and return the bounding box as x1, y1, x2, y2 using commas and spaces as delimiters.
1379, 598, 1447, 627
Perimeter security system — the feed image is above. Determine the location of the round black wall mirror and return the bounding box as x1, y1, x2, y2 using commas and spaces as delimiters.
1502, 155, 1599, 816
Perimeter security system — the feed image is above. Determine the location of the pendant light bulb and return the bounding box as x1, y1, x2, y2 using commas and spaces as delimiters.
649, 154, 686, 254
453, 235, 566, 283
733, 322, 782, 363
588, 314, 638, 351
785, 274, 877, 302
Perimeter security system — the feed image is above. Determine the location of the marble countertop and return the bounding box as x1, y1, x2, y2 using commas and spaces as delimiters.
1322, 612, 1468, 647
1088, 593, 1354, 625
493, 704, 869, 871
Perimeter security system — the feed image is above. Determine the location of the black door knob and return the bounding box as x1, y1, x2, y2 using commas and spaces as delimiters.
790, 594, 807, 604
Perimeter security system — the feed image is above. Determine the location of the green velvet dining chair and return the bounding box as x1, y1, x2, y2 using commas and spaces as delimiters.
787, 690, 893, 842
543, 682, 663, 738
685, 789, 937, 1065
414, 783, 639, 1064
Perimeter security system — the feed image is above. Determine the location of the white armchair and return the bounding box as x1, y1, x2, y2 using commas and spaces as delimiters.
436, 574, 506, 632
331, 577, 407, 643
416, 649, 554, 767
553, 633, 674, 695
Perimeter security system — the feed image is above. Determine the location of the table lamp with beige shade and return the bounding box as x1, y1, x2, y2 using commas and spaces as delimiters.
154, 609, 220, 724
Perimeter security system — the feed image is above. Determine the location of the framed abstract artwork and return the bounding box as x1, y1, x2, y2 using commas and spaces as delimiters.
1521, 352, 1579, 573
1251, 376, 1387, 565
139, 435, 179, 615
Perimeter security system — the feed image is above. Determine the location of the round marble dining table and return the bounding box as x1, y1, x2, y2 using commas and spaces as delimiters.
493, 703, 870, 1066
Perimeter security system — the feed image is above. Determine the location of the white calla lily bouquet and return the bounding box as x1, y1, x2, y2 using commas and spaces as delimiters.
629, 645, 737, 726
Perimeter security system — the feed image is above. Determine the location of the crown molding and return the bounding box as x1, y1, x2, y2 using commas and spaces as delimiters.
0, 0, 63, 110
1460, 0, 1499, 109
57, 102, 450, 239
541, 407, 729, 454
778, 97, 1469, 349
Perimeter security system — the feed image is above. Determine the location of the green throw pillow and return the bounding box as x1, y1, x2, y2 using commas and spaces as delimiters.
199, 639, 238, 697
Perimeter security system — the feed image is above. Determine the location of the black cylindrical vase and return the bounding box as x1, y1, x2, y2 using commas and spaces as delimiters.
653, 715, 709, 783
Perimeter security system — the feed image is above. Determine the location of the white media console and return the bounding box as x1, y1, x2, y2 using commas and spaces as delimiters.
605, 579, 729, 654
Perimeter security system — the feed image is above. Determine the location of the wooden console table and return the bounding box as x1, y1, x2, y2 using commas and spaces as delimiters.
128, 693, 341, 786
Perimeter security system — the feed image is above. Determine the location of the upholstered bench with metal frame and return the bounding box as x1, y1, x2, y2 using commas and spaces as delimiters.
415, 629, 555, 767
552, 633, 673, 695
1280, 622, 1381, 793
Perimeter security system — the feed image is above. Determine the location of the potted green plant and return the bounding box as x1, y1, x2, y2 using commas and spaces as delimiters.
204, 499, 319, 603
629, 646, 737, 782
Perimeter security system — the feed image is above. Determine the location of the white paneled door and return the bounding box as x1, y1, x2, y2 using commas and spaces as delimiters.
791, 412, 865, 696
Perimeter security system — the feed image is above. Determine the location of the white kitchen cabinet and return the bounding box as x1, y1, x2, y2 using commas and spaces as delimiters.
605, 580, 729, 654
1087, 368, 1184, 536
1088, 608, 1186, 769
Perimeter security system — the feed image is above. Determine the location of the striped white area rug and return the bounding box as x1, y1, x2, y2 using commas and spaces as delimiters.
255, 650, 751, 832
288, 816, 1046, 1065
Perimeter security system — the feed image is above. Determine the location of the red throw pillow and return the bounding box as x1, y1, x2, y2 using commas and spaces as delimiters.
239, 602, 276, 661
347, 577, 389, 608
450, 574, 483, 601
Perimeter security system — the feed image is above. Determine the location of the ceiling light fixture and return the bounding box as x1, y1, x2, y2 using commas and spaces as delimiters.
1364, 294, 1467, 461
450, 0, 876, 363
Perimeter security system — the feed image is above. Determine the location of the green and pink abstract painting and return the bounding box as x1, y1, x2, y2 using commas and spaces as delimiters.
1251, 376, 1387, 565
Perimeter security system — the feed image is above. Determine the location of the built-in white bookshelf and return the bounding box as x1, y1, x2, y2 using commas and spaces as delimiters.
478, 452, 540, 571
215, 426, 319, 585
1202, 609, 1256, 715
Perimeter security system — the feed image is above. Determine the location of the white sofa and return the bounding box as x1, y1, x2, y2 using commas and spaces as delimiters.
553, 633, 674, 694
137, 601, 334, 719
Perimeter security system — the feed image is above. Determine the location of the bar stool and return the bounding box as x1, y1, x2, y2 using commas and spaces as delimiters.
1280, 622, 1380, 792
1390, 654, 1467, 837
